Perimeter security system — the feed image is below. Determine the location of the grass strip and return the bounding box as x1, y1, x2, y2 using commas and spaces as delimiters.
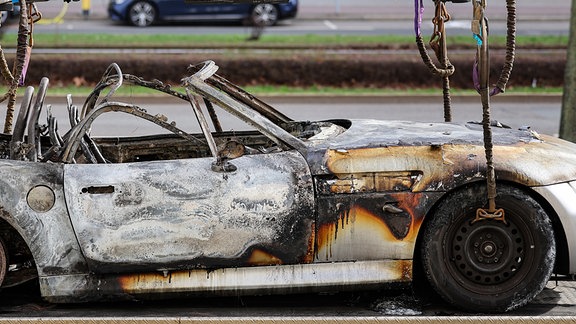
0, 33, 568, 49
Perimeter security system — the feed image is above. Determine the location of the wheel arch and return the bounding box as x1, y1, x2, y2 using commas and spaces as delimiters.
0, 215, 35, 260
249, 3, 281, 12
0, 215, 38, 287
412, 180, 568, 289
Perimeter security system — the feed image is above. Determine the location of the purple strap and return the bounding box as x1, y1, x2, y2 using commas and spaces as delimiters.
414, 0, 424, 37
473, 59, 503, 96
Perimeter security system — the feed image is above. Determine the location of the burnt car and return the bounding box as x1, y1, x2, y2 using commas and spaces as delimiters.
0, 61, 573, 313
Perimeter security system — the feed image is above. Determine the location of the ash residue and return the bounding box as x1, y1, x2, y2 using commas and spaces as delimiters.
371, 294, 423, 316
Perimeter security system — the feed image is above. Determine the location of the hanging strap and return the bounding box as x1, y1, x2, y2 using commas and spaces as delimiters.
474, 0, 500, 218
414, 0, 455, 122
414, 0, 455, 78
415, 0, 517, 222
472, 0, 516, 96
473, 0, 516, 223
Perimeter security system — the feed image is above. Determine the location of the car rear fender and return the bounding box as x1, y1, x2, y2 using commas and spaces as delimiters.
0, 160, 88, 277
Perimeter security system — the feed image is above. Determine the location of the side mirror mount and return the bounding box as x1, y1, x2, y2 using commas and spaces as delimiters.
211, 159, 237, 172
212, 140, 245, 173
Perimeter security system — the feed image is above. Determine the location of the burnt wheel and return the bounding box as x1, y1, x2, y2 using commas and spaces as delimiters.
0, 237, 7, 286
421, 184, 555, 312
128, 1, 156, 27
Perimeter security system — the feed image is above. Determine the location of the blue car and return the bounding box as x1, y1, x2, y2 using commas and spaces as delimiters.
108, 0, 298, 27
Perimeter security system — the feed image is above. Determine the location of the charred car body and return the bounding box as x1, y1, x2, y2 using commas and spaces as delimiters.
0, 61, 572, 312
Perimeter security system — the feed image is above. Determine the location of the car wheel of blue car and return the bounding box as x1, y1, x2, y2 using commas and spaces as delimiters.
0, 237, 7, 286
251, 4, 278, 26
128, 1, 156, 27
0, 11, 7, 26
421, 184, 556, 313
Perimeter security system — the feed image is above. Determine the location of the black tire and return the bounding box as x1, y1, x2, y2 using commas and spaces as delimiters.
0, 237, 7, 287
251, 4, 278, 26
420, 184, 555, 312
127, 1, 156, 27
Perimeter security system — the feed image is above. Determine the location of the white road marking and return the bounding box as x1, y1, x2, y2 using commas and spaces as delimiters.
323, 20, 338, 30
446, 20, 472, 30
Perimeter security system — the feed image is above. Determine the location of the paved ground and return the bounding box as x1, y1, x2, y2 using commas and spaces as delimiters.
536, 281, 576, 308
32, 0, 571, 23
1, 279, 576, 317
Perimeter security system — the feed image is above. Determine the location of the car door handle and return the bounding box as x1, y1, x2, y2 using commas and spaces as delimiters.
382, 204, 404, 214
81, 185, 115, 194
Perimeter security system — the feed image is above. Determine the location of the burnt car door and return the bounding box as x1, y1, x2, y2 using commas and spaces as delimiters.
61, 91, 314, 274
64, 151, 314, 273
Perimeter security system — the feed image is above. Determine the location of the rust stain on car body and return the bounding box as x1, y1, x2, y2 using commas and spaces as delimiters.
324, 145, 481, 192
316, 205, 400, 260
314, 192, 438, 263
247, 249, 283, 266
314, 121, 576, 190
317, 171, 421, 194
113, 259, 414, 298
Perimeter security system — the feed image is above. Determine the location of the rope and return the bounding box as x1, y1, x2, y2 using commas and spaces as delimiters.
473, 0, 497, 212
1, 0, 41, 134
473, 0, 516, 96
415, 0, 517, 220
414, 0, 455, 122
473, 0, 516, 219
4, 0, 31, 134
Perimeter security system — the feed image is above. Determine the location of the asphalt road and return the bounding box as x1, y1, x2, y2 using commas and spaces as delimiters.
2, 0, 569, 36
39, 94, 562, 138
11, 17, 568, 36
34, 0, 571, 22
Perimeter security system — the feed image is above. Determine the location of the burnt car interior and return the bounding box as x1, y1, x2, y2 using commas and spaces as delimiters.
6, 61, 348, 165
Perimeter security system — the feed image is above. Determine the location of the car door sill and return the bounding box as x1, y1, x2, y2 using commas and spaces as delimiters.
39, 259, 412, 302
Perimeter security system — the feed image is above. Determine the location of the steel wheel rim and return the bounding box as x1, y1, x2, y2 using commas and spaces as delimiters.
252, 4, 278, 26
445, 211, 536, 294
129, 2, 155, 27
